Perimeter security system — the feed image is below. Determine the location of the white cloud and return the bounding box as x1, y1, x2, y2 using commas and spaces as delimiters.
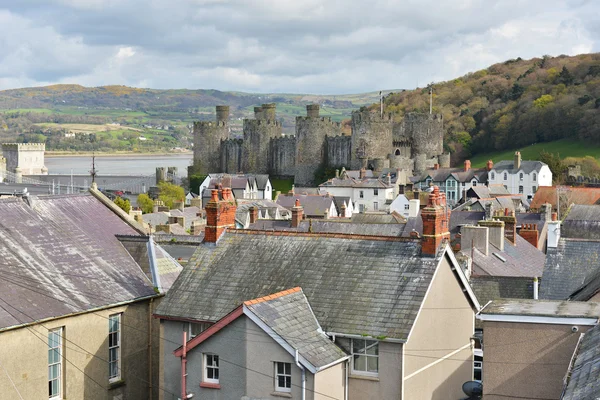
0, 0, 597, 93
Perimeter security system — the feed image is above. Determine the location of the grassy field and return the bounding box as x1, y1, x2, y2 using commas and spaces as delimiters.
35, 122, 142, 133
470, 139, 600, 168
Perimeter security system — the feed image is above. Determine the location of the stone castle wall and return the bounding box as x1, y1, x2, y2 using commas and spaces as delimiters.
220, 138, 243, 173
326, 135, 352, 168
294, 105, 341, 185
192, 105, 230, 175
350, 110, 393, 169
242, 104, 282, 174
191, 104, 446, 183
270, 136, 296, 178
1, 143, 47, 175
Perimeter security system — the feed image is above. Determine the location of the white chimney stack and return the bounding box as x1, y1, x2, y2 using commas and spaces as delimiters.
408, 199, 420, 218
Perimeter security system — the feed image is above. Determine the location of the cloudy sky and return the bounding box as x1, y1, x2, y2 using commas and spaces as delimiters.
0, 0, 597, 94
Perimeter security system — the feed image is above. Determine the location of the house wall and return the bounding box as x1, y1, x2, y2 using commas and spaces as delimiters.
334, 338, 402, 400
489, 165, 552, 197
352, 187, 395, 212
403, 255, 474, 400
314, 362, 346, 400
389, 195, 410, 217
482, 321, 591, 400
245, 316, 316, 400
0, 299, 157, 400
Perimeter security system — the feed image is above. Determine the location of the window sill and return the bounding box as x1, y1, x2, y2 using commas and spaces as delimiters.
200, 382, 221, 389
271, 391, 292, 398
350, 374, 379, 382
108, 379, 126, 389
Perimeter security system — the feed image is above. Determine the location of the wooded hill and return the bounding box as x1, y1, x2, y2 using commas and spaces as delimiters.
375, 53, 600, 163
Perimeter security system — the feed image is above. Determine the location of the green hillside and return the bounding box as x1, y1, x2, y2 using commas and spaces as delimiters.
469, 139, 600, 168
376, 53, 600, 164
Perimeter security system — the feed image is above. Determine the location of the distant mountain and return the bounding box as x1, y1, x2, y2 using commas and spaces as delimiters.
375, 53, 600, 163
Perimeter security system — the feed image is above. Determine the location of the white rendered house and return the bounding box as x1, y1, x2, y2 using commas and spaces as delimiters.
488, 152, 552, 197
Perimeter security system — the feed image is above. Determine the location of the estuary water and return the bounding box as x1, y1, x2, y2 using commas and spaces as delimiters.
44, 153, 194, 177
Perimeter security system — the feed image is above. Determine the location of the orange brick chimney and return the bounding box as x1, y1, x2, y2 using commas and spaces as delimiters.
204, 186, 237, 243
291, 199, 303, 228
421, 186, 451, 257
464, 160, 471, 172
249, 206, 258, 224
519, 223, 539, 248
486, 160, 494, 171
496, 208, 517, 245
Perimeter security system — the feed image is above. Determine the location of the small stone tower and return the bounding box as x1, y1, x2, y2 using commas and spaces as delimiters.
294, 104, 341, 186
350, 109, 393, 170
242, 103, 282, 174
191, 106, 230, 175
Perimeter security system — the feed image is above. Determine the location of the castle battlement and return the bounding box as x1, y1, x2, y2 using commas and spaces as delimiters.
351, 110, 393, 123
2, 143, 46, 151
194, 121, 227, 128
243, 119, 281, 127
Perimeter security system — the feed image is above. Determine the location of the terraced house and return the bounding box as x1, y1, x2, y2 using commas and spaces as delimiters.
155, 185, 481, 400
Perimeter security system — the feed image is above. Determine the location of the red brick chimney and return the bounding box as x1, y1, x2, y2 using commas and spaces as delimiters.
519, 223, 539, 248
204, 186, 237, 243
421, 186, 451, 257
359, 168, 366, 179
434, 163, 440, 170
249, 206, 258, 224
464, 160, 471, 172
486, 160, 494, 171
291, 199, 303, 228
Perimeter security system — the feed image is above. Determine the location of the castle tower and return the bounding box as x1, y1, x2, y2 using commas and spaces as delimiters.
242, 103, 282, 174
402, 113, 444, 159
191, 105, 230, 175
350, 109, 393, 170
1, 143, 47, 175
294, 104, 341, 186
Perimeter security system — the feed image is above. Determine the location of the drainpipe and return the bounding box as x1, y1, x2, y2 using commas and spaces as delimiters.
533, 277, 539, 300
181, 331, 188, 400
345, 359, 349, 400
295, 349, 306, 400
148, 298, 153, 400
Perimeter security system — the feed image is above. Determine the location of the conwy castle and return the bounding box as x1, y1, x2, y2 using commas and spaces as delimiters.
190, 104, 449, 185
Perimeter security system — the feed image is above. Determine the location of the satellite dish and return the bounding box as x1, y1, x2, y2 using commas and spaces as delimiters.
462, 381, 483, 397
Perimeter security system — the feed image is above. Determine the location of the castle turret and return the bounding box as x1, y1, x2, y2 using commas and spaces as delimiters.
402, 113, 444, 159
294, 104, 341, 186
350, 109, 393, 170
191, 106, 230, 175
242, 103, 282, 174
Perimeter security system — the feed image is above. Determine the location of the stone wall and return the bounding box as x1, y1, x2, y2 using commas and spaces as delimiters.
220, 138, 243, 173
1, 143, 46, 175
326, 135, 351, 168
242, 103, 282, 174
191, 106, 230, 175
270, 136, 296, 178
404, 113, 444, 158
294, 104, 341, 185
350, 110, 393, 169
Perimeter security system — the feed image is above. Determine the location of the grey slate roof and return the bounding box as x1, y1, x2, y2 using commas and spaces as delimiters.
155, 230, 442, 339
492, 159, 546, 174
470, 276, 533, 306
245, 288, 347, 369
540, 238, 600, 300
351, 212, 405, 224
471, 235, 545, 278
276, 194, 335, 217
417, 167, 488, 184
0, 194, 156, 330
562, 324, 600, 400
480, 299, 600, 318
562, 205, 600, 239
246, 219, 407, 237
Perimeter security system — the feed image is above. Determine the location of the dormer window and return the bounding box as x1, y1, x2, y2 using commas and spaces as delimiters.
519, 173, 523, 181
491, 172, 495, 180
532, 173, 537, 182
503, 172, 508, 180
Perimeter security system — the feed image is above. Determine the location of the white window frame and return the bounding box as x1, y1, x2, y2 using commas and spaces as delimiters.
373, 189, 378, 196
533, 173, 537, 182
351, 339, 379, 376
491, 172, 495, 180
203, 354, 219, 384
519, 185, 523, 194
359, 190, 364, 199
404, 204, 410, 210
519, 172, 524, 181
48, 327, 63, 399
373, 202, 378, 210
109, 313, 122, 382
504, 172, 508, 180
186, 322, 211, 338
274, 362, 292, 393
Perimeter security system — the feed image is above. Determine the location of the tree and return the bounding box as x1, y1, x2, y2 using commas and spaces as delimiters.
137, 193, 154, 214
539, 150, 565, 184
558, 66, 574, 86
113, 197, 131, 213
158, 182, 185, 209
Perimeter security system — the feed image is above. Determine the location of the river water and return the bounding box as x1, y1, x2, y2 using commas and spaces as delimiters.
44, 153, 194, 177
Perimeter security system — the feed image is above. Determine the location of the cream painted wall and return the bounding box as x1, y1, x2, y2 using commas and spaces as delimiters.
403, 255, 475, 400
314, 362, 346, 400
0, 299, 158, 400
483, 321, 590, 400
